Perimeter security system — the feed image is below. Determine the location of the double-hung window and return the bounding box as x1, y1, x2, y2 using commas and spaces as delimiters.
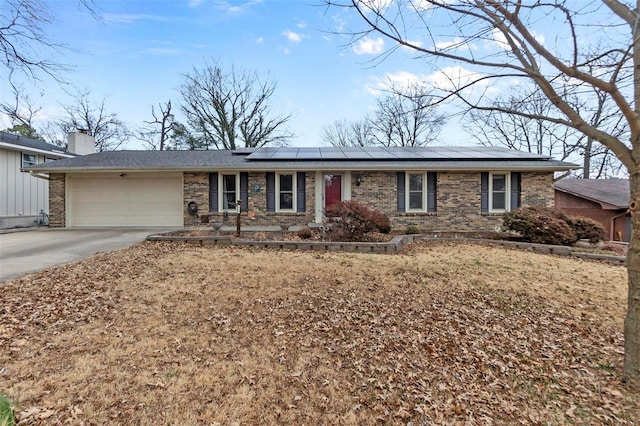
220, 173, 239, 211
407, 172, 426, 211
277, 173, 296, 211
22, 153, 37, 167
489, 172, 509, 212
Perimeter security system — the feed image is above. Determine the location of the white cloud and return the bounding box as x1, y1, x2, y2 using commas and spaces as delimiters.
296, 20, 307, 29
283, 47, 290, 55
434, 37, 477, 51
188, 0, 203, 7
352, 36, 385, 55
103, 14, 169, 24
366, 70, 423, 95
282, 30, 302, 44
401, 39, 423, 50
365, 67, 495, 97
425, 66, 494, 94
215, 0, 264, 14
355, 0, 393, 11
256, 37, 264, 44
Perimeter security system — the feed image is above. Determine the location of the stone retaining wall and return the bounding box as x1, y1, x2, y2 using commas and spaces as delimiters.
146, 233, 625, 264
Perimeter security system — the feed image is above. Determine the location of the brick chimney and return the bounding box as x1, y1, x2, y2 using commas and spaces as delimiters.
67, 130, 96, 155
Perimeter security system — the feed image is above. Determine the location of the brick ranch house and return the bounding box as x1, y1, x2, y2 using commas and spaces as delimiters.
24, 146, 576, 231
555, 178, 630, 242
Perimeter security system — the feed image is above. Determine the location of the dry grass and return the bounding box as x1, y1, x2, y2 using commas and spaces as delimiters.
0, 240, 637, 425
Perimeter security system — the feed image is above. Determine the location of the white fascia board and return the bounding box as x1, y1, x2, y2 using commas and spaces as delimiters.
23, 163, 578, 173
0, 141, 73, 158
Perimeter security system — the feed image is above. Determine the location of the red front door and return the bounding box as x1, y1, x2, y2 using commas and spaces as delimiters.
324, 174, 342, 209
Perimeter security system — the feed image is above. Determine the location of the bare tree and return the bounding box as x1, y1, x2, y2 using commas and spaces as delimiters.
0, 82, 42, 138
179, 60, 292, 150
371, 86, 447, 146
137, 100, 176, 151
323, 86, 446, 147
324, 0, 640, 386
322, 118, 375, 147
0, 0, 96, 82
57, 90, 130, 151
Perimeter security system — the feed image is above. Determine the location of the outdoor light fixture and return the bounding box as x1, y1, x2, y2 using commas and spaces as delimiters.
355, 175, 363, 186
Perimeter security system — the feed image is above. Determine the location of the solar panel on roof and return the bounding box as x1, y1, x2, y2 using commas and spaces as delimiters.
297, 148, 321, 159
319, 149, 347, 159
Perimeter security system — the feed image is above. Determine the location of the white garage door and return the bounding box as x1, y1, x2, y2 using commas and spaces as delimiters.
67, 172, 183, 227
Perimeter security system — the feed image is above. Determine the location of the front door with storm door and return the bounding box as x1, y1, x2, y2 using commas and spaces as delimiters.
324, 174, 342, 213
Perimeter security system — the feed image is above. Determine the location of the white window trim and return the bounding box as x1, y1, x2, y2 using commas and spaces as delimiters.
22, 152, 38, 168
489, 171, 511, 213
276, 172, 297, 212
406, 172, 427, 212
219, 172, 240, 212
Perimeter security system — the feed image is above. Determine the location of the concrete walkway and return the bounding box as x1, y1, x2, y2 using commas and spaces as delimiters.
0, 228, 174, 282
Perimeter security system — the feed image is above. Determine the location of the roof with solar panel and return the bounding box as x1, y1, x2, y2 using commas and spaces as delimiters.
25, 145, 578, 172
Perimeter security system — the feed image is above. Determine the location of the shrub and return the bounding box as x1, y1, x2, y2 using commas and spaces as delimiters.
324, 201, 390, 241
297, 227, 313, 239
503, 206, 577, 245
369, 210, 392, 234
569, 217, 605, 244
405, 225, 420, 235
0, 395, 15, 426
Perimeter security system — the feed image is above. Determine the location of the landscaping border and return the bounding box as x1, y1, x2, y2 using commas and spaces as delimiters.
146, 233, 626, 264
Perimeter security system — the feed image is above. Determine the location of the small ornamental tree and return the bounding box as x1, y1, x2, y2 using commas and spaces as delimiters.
324, 201, 391, 241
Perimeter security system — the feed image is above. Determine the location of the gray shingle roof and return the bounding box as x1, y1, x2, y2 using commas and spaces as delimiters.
554, 178, 629, 209
0, 131, 69, 155
26, 146, 578, 172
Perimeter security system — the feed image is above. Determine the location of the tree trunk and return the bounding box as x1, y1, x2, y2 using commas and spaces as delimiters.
583, 137, 592, 179
625, 171, 640, 386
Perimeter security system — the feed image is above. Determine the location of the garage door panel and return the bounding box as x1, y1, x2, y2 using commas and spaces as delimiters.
68, 173, 183, 227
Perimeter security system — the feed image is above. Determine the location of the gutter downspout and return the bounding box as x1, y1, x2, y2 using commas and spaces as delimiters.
28, 170, 50, 180
611, 209, 630, 241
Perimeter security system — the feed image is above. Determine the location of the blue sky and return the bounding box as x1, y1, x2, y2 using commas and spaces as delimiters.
1, 0, 473, 149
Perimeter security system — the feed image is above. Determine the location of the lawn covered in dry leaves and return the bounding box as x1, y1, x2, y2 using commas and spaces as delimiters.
0, 240, 638, 425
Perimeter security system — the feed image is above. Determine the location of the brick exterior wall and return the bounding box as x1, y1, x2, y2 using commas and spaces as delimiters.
184, 172, 316, 227
521, 172, 554, 207
49, 173, 65, 227
183, 172, 209, 226
52, 170, 555, 231
183, 170, 555, 233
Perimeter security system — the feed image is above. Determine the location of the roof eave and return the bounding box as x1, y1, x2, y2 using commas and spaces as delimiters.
554, 187, 628, 210
27, 162, 578, 173
0, 141, 73, 158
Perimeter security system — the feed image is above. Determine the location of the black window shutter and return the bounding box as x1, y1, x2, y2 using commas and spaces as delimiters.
266, 172, 276, 212
296, 172, 306, 212
397, 172, 406, 212
510, 172, 521, 209
427, 172, 437, 213
240, 172, 249, 211
480, 172, 489, 213
209, 172, 218, 212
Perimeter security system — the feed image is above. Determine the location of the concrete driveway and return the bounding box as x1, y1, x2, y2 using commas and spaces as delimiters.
0, 228, 174, 282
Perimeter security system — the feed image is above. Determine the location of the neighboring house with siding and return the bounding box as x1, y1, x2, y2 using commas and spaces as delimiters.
0, 131, 95, 229
554, 178, 630, 242
24, 146, 576, 231
0, 132, 72, 229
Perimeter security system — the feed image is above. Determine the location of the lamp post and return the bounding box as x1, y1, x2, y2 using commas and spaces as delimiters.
236, 199, 241, 237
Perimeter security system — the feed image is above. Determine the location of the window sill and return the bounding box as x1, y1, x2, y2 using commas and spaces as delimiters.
397, 212, 437, 216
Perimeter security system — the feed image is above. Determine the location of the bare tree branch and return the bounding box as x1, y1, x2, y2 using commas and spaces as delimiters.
179, 60, 292, 150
